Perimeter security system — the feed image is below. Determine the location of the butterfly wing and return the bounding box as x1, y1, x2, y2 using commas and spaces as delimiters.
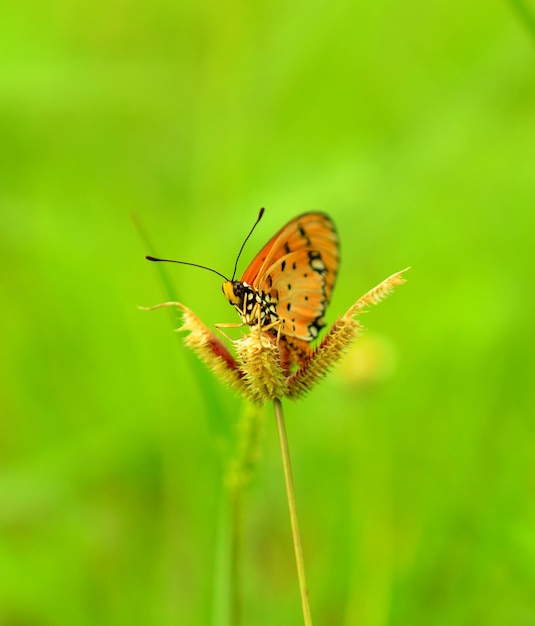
241, 212, 339, 342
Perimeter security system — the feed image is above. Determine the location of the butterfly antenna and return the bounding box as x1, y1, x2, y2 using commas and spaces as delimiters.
231, 207, 265, 281
146, 256, 229, 281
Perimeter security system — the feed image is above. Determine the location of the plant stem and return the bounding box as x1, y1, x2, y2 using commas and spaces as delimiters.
230, 484, 242, 626
212, 486, 231, 626
273, 398, 313, 626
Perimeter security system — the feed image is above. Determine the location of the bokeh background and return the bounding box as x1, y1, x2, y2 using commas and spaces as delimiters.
2, 1, 535, 625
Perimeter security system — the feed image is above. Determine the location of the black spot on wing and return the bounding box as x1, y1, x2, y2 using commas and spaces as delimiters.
297, 223, 311, 246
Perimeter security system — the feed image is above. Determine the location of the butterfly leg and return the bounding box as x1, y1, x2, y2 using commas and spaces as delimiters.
258, 318, 283, 342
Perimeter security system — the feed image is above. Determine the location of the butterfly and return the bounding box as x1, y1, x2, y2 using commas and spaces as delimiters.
147, 210, 339, 367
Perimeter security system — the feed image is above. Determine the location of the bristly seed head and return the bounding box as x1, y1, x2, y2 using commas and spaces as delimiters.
143, 268, 408, 404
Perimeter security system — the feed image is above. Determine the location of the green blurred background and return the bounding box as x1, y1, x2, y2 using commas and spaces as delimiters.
2, 1, 535, 624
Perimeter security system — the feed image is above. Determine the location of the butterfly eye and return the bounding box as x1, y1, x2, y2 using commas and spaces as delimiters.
222, 280, 240, 305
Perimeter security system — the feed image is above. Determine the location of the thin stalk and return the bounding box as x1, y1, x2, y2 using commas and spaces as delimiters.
273, 398, 313, 626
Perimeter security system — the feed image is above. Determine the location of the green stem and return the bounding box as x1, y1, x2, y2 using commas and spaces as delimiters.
273, 398, 313, 626
219, 403, 263, 626
212, 487, 231, 626
230, 484, 242, 626
211, 482, 243, 626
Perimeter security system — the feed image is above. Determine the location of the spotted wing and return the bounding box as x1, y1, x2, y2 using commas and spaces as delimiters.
240, 212, 339, 342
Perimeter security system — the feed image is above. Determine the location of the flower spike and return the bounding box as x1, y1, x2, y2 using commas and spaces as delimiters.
142, 268, 408, 404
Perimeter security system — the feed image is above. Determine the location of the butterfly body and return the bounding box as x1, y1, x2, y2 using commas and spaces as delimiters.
223, 212, 339, 366
222, 280, 279, 330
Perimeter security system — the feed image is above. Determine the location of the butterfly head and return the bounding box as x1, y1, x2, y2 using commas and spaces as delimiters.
222, 280, 256, 311
222, 280, 243, 307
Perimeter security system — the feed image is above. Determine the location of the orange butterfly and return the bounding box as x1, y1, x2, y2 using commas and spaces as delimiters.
147, 209, 339, 367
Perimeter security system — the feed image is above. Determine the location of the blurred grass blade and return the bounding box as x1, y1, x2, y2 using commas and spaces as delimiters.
509, 0, 535, 37
133, 213, 232, 444
212, 486, 233, 626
